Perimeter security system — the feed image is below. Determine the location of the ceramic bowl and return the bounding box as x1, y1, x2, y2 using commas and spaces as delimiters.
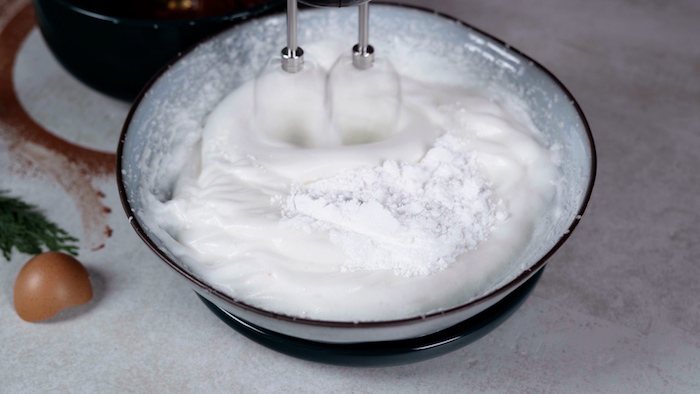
32, 0, 285, 101
117, 4, 595, 365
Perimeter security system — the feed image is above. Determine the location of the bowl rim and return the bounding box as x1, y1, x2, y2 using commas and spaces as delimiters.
117, 2, 597, 330
37, 0, 286, 26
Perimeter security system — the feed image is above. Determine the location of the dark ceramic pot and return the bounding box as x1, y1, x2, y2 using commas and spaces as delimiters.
32, 0, 284, 101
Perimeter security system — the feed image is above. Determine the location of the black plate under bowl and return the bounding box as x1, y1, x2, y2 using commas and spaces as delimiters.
199, 267, 544, 367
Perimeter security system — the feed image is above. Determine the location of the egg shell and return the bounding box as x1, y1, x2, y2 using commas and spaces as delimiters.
13, 251, 93, 322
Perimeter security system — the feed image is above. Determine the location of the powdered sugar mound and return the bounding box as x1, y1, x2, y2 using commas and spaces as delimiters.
281, 134, 507, 277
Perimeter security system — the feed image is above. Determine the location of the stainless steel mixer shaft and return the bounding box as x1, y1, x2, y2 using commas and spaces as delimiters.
352, 2, 374, 70
282, 0, 374, 72
281, 0, 304, 73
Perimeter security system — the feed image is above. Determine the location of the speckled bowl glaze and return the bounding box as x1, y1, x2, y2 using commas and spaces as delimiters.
32, 0, 284, 101
118, 4, 595, 365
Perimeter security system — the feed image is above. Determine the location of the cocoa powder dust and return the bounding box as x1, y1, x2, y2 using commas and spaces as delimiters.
0, 0, 115, 250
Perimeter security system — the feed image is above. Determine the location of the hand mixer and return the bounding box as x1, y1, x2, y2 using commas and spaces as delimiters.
281, 0, 374, 73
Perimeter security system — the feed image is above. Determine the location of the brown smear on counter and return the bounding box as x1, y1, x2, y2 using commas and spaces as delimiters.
0, 1, 115, 249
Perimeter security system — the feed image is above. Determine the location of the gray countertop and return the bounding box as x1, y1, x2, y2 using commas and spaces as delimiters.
1, 0, 699, 392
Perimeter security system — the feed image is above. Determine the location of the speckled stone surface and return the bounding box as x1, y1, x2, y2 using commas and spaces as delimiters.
1, 0, 699, 392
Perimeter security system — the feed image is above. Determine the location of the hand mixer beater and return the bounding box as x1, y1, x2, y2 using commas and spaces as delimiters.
254, 0, 401, 147
281, 0, 374, 73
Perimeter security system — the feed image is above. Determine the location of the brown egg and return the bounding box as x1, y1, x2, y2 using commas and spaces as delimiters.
13, 251, 93, 322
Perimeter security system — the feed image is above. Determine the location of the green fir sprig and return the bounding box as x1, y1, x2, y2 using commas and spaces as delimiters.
0, 190, 79, 261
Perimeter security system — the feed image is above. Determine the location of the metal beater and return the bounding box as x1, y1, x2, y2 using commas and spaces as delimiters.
281, 0, 374, 73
